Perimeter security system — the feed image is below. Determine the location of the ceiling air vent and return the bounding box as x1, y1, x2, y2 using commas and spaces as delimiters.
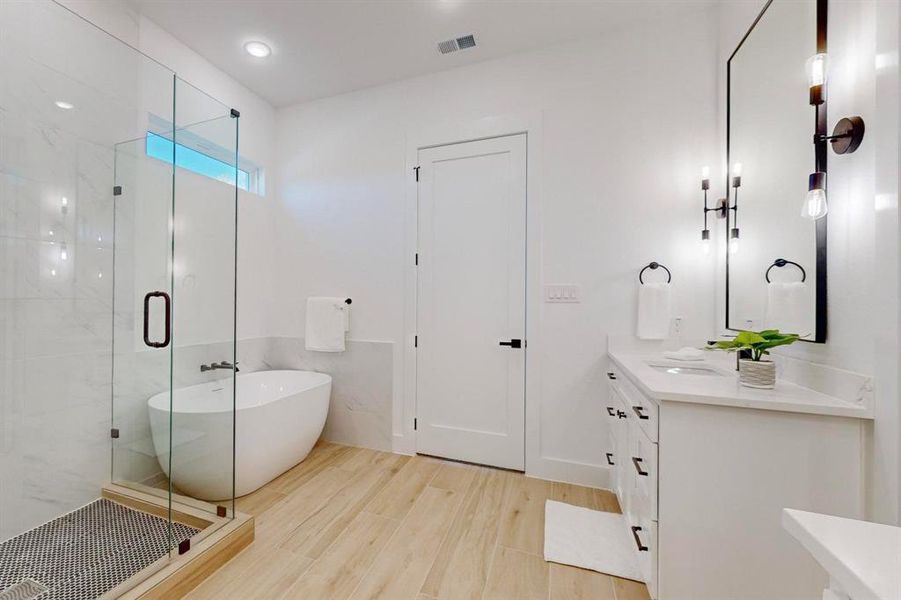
437, 34, 476, 55
437, 39, 458, 54
456, 35, 476, 50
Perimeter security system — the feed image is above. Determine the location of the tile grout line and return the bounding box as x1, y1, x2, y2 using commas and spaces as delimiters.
480, 472, 516, 600
415, 464, 484, 598
275, 449, 401, 600
344, 457, 443, 600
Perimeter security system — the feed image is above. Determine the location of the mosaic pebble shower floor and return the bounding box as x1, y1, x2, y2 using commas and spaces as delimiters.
0, 499, 197, 600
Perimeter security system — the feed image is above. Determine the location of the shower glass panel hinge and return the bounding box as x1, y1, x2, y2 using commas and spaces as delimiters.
110, 428, 120, 439
113, 185, 122, 196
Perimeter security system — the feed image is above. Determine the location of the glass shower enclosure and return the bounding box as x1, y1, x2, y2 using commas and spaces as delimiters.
1, 0, 238, 594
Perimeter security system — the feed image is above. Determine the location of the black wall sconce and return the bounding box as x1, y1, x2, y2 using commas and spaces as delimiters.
700, 166, 727, 254
805, 51, 865, 221
729, 163, 741, 253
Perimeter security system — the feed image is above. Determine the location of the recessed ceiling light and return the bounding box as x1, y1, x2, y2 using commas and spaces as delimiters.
55, 100, 74, 110
244, 41, 271, 58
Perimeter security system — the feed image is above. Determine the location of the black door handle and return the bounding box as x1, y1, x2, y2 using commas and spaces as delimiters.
499, 339, 522, 349
143, 291, 171, 349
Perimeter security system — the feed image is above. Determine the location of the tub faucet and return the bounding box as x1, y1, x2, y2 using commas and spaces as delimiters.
201, 361, 239, 373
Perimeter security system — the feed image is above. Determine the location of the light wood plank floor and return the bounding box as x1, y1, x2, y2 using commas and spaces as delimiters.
185, 442, 651, 600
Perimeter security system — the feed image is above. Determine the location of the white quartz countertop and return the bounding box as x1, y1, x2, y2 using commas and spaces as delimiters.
608, 351, 873, 419
783, 509, 901, 600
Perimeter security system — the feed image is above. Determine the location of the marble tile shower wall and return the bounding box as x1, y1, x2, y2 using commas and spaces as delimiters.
0, 0, 172, 541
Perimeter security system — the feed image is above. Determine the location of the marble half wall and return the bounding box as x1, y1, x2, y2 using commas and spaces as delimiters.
251, 337, 394, 453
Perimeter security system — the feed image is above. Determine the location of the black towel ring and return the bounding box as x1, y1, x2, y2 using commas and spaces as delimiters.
765, 258, 806, 283
639, 261, 672, 284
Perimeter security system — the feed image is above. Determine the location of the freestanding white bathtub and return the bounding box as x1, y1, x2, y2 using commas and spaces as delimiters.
148, 370, 331, 501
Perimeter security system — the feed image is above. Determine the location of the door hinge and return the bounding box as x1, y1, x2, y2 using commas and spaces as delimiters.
414, 418, 418, 431
415, 253, 419, 266
414, 335, 418, 348
110, 428, 120, 439
414, 166, 420, 182
113, 186, 122, 196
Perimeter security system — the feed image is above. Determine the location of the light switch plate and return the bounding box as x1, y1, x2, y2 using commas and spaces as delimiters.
545, 284, 581, 303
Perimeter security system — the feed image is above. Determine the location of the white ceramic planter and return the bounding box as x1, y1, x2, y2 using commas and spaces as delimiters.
739, 359, 776, 389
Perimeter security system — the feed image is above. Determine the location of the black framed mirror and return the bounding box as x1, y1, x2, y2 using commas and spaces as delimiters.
725, 0, 827, 343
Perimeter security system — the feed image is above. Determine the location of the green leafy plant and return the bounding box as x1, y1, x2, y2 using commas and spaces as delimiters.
708, 329, 800, 362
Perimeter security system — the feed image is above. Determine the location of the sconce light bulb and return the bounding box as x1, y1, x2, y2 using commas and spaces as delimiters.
802, 188, 828, 220
732, 163, 742, 177
701, 166, 710, 179
701, 238, 711, 256
60, 244, 68, 261
806, 53, 828, 87
729, 238, 739, 255
50, 269, 57, 277
802, 171, 828, 220
61, 197, 68, 207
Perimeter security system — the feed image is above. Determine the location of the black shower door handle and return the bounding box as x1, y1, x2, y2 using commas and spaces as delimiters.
143, 291, 171, 348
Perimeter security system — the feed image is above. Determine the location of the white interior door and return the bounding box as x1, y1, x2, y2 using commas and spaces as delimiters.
416, 134, 526, 470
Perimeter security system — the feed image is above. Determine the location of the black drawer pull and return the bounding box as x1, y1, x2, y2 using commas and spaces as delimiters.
631, 526, 649, 551
632, 456, 649, 476
606, 407, 616, 417
607, 371, 617, 380
605, 452, 615, 466
632, 405, 649, 420
499, 339, 522, 348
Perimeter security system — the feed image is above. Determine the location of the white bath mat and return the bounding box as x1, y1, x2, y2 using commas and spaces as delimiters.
543, 500, 643, 582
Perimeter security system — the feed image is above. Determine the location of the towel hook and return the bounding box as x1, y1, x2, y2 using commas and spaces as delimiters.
639, 261, 672, 284
765, 258, 806, 283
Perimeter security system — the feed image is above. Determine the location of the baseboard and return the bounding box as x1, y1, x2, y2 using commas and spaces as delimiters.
526, 456, 610, 490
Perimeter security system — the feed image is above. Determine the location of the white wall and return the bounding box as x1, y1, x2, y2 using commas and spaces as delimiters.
273, 8, 719, 485
716, 0, 901, 524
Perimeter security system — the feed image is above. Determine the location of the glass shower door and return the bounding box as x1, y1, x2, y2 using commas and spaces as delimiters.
110, 129, 176, 500
111, 75, 238, 542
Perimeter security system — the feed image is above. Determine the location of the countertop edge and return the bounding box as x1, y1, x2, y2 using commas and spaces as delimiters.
608, 352, 874, 420
782, 509, 898, 600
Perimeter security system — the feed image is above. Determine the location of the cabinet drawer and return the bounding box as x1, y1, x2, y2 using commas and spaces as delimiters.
616, 370, 658, 442
630, 427, 658, 519
628, 496, 657, 599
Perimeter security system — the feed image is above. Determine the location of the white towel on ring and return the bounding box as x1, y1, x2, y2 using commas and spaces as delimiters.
637, 282, 671, 340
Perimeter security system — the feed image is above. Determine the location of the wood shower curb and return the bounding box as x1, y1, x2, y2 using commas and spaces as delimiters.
98, 484, 255, 599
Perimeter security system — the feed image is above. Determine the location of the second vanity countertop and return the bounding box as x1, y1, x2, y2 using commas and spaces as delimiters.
608, 350, 873, 419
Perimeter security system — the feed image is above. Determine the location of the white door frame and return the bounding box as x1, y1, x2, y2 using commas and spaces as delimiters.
399, 113, 543, 476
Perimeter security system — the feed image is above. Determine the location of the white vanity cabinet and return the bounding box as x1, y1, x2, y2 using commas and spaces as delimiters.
604, 353, 870, 600
605, 368, 659, 597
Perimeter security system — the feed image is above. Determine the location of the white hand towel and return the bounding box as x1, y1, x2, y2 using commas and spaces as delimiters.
305, 297, 348, 352
764, 282, 811, 336
637, 282, 672, 340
